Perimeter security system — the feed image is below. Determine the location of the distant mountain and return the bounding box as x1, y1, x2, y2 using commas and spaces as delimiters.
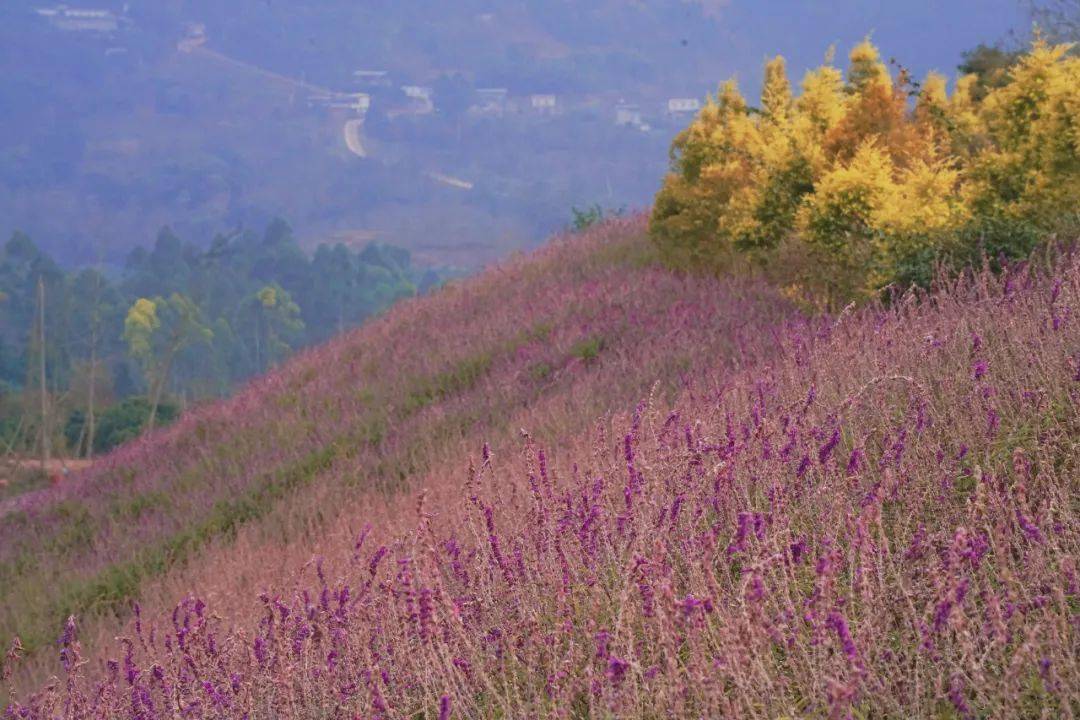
0, 1, 1024, 266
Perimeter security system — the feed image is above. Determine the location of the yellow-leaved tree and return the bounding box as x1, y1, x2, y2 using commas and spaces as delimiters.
650, 37, 1080, 304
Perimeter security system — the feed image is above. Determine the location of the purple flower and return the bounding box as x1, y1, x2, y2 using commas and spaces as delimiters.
1016, 509, 1044, 544
727, 512, 755, 555
253, 636, 268, 666
846, 448, 864, 475
203, 681, 230, 709
368, 546, 388, 579
948, 675, 973, 720
972, 360, 988, 380
679, 594, 711, 619
452, 656, 472, 677
819, 426, 840, 465
606, 656, 630, 685
904, 524, 927, 561
796, 455, 811, 479
122, 638, 138, 685
746, 573, 765, 603
418, 587, 434, 641
934, 580, 968, 633
790, 539, 807, 564
826, 611, 859, 666
438, 695, 452, 720
59, 616, 79, 673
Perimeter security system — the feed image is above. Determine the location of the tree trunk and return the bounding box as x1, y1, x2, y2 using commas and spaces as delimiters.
86, 339, 97, 458
86, 272, 101, 458
37, 277, 50, 472
147, 343, 177, 433
254, 311, 262, 374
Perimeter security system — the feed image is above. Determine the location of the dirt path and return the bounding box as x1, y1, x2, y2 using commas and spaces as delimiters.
344, 119, 367, 157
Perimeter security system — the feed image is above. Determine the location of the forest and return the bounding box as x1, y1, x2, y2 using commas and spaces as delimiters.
0, 221, 439, 460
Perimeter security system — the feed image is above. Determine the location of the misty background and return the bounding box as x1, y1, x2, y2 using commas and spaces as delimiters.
1, 0, 1026, 271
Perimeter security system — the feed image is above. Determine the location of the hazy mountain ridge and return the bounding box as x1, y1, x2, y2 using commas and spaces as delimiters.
0, 1, 725, 266
0, 0, 1023, 266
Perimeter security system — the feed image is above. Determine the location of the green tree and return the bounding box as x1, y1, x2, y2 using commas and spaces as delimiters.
123, 294, 212, 431
66, 268, 123, 456
240, 284, 304, 373
958, 44, 1021, 101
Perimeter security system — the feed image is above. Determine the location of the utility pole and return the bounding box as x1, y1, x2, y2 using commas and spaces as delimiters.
37, 276, 50, 472
86, 273, 100, 458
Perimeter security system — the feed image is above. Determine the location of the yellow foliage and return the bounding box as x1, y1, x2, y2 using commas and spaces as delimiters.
761, 55, 793, 126
796, 64, 846, 136
651, 37, 1080, 302
798, 140, 895, 246
847, 39, 893, 94
123, 298, 160, 363
258, 286, 278, 308
878, 159, 967, 237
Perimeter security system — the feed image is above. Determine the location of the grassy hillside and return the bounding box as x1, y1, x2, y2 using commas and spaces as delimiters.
2, 217, 1077, 716
0, 217, 797, 699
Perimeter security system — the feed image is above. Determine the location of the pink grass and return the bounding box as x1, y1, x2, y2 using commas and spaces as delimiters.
3, 221, 1078, 718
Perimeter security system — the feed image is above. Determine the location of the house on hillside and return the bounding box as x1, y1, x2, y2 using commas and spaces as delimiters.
177, 21, 206, 51
308, 92, 371, 116
667, 98, 702, 117
354, 70, 392, 88
35, 5, 121, 32
529, 94, 558, 115
615, 102, 649, 131
401, 85, 435, 115
473, 88, 509, 117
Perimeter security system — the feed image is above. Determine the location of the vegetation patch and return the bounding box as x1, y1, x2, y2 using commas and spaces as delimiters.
570, 336, 606, 366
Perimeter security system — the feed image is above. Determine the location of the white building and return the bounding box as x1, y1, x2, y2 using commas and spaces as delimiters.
308, 92, 371, 115
473, 88, 509, 116
615, 102, 647, 130
36, 5, 119, 32
402, 85, 433, 102
401, 85, 434, 114
354, 70, 392, 88
530, 94, 558, 113
667, 98, 702, 116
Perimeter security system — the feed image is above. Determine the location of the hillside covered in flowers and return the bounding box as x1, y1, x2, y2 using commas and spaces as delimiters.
2, 216, 1078, 718
2, 35, 1079, 720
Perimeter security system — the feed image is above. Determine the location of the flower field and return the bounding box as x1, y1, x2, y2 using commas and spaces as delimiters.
2, 217, 1077, 717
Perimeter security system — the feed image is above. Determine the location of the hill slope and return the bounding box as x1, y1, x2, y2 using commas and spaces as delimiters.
1, 217, 796, 696
3, 220, 1079, 717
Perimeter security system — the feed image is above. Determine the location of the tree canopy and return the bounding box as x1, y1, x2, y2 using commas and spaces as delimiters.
650, 39, 1080, 303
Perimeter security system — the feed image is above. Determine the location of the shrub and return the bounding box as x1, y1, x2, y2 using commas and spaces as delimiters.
570, 335, 605, 365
